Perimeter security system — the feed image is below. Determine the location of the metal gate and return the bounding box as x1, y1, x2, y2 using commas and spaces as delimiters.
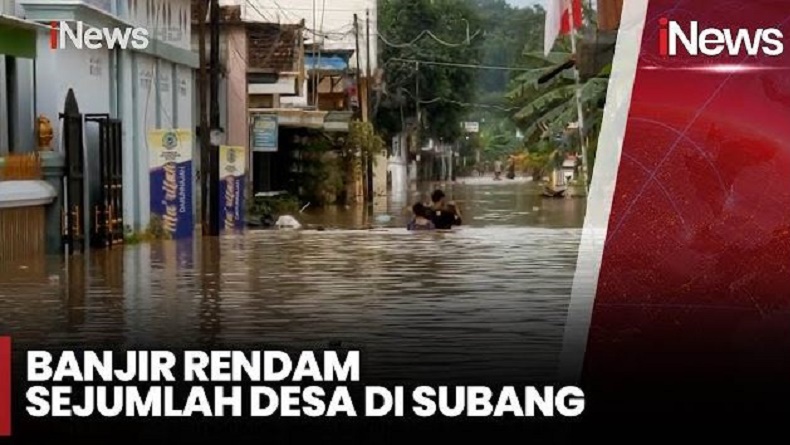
60, 89, 86, 254
86, 114, 124, 248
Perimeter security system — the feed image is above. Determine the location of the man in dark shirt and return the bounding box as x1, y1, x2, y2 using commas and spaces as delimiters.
428, 189, 462, 229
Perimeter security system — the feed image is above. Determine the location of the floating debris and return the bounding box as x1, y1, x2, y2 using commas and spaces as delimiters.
275, 215, 302, 229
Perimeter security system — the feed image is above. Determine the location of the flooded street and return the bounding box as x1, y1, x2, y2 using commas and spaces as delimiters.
0, 178, 586, 383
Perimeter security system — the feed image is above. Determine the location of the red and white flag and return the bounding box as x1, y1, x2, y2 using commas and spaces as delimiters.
544, 0, 583, 56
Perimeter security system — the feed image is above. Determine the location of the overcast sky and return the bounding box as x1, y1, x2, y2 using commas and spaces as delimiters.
507, 0, 597, 8
507, 0, 542, 7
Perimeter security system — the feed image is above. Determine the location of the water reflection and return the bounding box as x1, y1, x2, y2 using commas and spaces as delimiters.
297, 178, 587, 230
0, 178, 586, 383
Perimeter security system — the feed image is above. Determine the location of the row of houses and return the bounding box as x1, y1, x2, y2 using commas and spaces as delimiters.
0, 0, 380, 254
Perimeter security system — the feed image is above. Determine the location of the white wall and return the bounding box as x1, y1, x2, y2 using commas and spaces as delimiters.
158, 60, 174, 128
124, 0, 192, 50
134, 53, 158, 228
119, 50, 137, 228
35, 33, 112, 148
0, 0, 24, 15
176, 65, 193, 129
237, 0, 378, 74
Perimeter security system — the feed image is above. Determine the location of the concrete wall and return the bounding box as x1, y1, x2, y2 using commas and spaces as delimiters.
35, 37, 112, 122
0, 0, 22, 15
123, 0, 192, 50
226, 26, 248, 148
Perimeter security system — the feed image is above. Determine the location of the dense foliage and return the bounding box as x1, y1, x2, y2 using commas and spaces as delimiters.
375, 0, 484, 141
375, 0, 611, 185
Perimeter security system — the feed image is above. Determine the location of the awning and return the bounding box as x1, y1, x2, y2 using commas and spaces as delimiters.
305, 55, 350, 71
0, 14, 47, 58
248, 108, 353, 132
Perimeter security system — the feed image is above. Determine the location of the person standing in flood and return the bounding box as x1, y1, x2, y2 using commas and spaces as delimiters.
429, 189, 462, 230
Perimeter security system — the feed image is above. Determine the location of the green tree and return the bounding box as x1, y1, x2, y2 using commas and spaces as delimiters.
375, 0, 484, 141
508, 48, 608, 138
466, 0, 545, 94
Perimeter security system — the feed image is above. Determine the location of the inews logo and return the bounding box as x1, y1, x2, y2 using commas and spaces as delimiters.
49, 21, 150, 50
658, 18, 784, 57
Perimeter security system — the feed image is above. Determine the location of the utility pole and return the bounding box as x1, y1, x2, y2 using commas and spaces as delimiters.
353, 13, 366, 202
365, 9, 373, 203
567, 4, 589, 195
414, 61, 421, 182
365, 9, 372, 122
197, 0, 209, 234
207, 0, 220, 235
353, 14, 363, 118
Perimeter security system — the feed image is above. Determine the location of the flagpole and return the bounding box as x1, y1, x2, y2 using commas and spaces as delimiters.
567, 2, 590, 196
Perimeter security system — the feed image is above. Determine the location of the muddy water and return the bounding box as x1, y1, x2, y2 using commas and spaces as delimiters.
0, 178, 586, 383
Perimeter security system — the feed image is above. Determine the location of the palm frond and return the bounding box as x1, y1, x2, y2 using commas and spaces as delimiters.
513, 84, 577, 121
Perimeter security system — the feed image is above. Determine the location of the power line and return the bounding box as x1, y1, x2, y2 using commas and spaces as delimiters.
245, 0, 297, 22
395, 88, 519, 112
377, 29, 481, 48
244, 0, 273, 22
245, 5, 381, 13
386, 57, 542, 72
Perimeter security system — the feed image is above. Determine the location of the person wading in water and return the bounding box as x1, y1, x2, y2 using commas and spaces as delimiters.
407, 203, 436, 231
428, 189, 462, 230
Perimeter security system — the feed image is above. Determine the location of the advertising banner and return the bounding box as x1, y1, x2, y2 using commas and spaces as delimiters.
219, 145, 246, 231
148, 129, 193, 239
250, 114, 278, 152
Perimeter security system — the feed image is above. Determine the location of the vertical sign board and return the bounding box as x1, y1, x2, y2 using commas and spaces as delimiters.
219, 145, 246, 231
148, 129, 193, 239
251, 114, 278, 152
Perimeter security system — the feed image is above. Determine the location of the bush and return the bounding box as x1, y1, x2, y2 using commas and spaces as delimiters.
247, 193, 301, 220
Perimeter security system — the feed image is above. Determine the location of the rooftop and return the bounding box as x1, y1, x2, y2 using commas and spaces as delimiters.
247, 22, 303, 73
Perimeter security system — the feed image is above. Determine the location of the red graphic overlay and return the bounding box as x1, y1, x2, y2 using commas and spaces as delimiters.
583, 0, 790, 421
658, 17, 668, 56
49, 21, 58, 49
0, 336, 10, 436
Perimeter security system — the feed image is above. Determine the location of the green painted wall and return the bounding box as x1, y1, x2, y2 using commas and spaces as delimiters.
0, 25, 36, 59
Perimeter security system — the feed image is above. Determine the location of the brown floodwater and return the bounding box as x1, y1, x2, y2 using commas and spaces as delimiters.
0, 178, 586, 382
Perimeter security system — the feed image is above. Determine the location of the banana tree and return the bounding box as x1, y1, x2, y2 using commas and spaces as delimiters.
507, 51, 609, 144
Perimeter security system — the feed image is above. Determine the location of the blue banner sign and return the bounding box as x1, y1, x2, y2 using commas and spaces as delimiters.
148, 129, 193, 239
219, 145, 246, 231
251, 114, 278, 152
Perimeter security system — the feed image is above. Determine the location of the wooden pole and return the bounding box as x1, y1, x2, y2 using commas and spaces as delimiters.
353, 14, 367, 202
365, 9, 373, 202
353, 14, 363, 119
197, 0, 210, 234
208, 0, 221, 235
567, 3, 590, 195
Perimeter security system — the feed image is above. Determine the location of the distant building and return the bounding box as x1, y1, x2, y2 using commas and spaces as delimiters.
194, 2, 369, 201
562, 154, 578, 183
237, 0, 378, 75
